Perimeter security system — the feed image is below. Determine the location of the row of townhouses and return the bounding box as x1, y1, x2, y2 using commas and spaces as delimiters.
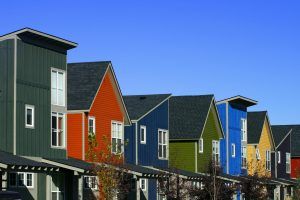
0, 28, 299, 200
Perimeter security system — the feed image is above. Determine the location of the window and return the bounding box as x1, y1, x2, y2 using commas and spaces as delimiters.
199, 138, 203, 153
9, 172, 34, 188
286, 153, 291, 173
140, 179, 147, 191
241, 146, 247, 168
112, 121, 123, 154
51, 174, 65, 200
212, 140, 220, 165
266, 150, 271, 171
256, 148, 261, 160
25, 105, 34, 128
231, 143, 236, 157
241, 118, 247, 142
51, 112, 65, 148
51, 69, 65, 106
277, 151, 281, 164
158, 129, 168, 159
84, 176, 98, 190
88, 117, 95, 135
140, 126, 146, 144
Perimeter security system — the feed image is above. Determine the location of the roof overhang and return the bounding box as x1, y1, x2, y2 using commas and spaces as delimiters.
0, 28, 77, 50
217, 95, 257, 107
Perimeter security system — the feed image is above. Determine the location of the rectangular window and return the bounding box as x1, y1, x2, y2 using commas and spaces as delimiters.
256, 148, 261, 160
199, 138, 203, 153
241, 118, 247, 142
9, 172, 34, 188
112, 121, 123, 154
88, 117, 96, 135
286, 153, 291, 173
140, 126, 146, 144
212, 140, 220, 165
140, 178, 147, 191
241, 146, 247, 168
231, 143, 236, 157
84, 176, 98, 190
266, 150, 271, 171
51, 174, 65, 200
277, 151, 281, 164
158, 129, 168, 159
51, 112, 65, 148
51, 69, 65, 106
25, 105, 35, 128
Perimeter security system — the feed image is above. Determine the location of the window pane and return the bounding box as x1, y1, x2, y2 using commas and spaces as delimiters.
159, 145, 162, 157
118, 124, 122, 139
57, 72, 64, 90
51, 71, 57, 89
9, 173, 17, 186
112, 138, 117, 153
27, 108, 32, 125
18, 173, 24, 187
27, 174, 33, 187
163, 145, 167, 158
117, 139, 122, 153
58, 89, 64, 106
158, 131, 162, 143
51, 88, 57, 105
52, 192, 58, 200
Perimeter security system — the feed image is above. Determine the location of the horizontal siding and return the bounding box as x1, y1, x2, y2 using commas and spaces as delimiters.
67, 113, 83, 159
170, 141, 195, 172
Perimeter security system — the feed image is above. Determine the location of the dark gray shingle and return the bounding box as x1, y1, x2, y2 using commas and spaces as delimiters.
123, 94, 171, 120
247, 111, 267, 144
67, 61, 110, 110
271, 125, 292, 147
169, 95, 214, 140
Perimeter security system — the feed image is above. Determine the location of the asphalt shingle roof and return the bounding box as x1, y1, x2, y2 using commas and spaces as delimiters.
271, 125, 292, 148
169, 95, 214, 140
67, 61, 110, 110
247, 111, 267, 144
47, 157, 94, 171
123, 94, 171, 120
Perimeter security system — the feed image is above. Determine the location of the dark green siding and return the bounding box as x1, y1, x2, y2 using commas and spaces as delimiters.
16, 40, 66, 158
37, 173, 47, 200
197, 108, 221, 172
0, 39, 15, 153
169, 141, 196, 172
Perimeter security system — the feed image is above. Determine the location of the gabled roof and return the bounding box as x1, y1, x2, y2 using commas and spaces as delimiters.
169, 95, 222, 140
247, 111, 268, 144
0, 27, 77, 50
271, 125, 292, 148
123, 94, 171, 121
67, 61, 110, 111
217, 95, 257, 107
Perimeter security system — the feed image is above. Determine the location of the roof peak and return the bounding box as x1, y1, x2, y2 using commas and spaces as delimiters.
217, 95, 257, 107
68, 61, 111, 65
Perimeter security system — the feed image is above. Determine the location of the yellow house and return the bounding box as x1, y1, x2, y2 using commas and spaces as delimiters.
247, 111, 274, 177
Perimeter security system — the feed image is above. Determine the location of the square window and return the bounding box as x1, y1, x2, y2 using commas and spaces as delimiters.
25, 105, 34, 128
140, 126, 146, 144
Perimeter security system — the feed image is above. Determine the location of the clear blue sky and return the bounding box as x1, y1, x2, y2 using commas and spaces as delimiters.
1, 0, 299, 124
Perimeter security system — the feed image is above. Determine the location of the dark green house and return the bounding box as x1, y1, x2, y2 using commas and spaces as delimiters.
169, 95, 224, 173
0, 28, 93, 200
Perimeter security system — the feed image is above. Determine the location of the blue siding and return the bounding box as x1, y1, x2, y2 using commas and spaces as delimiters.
217, 102, 247, 176
125, 123, 136, 164
148, 179, 157, 200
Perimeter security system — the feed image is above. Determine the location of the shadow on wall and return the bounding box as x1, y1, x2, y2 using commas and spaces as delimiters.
83, 188, 98, 200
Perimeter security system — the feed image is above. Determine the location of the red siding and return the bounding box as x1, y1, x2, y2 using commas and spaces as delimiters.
86, 73, 124, 157
291, 158, 300, 178
67, 113, 83, 159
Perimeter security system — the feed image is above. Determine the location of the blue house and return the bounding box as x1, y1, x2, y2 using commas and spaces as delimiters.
123, 94, 171, 200
216, 96, 257, 176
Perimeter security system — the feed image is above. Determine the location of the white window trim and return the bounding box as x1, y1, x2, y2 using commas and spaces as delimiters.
9, 172, 34, 189
277, 151, 281, 164
266, 150, 271, 171
140, 126, 146, 144
286, 153, 291, 174
256, 148, 261, 160
241, 118, 247, 142
199, 138, 203, 153
158, 129, 168, 160
140, 178, 147, 191
51, 68, 66, 107
51, 112, 66, 149
241, 146, 247, 168
212, 140, 220, 166
111, 120, 124, 154
84, 176, 98, 190
88, 116, 96, 135
231, 143, 236, 158
25, 104, 35, 129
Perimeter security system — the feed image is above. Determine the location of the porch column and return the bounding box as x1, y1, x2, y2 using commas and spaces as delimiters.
136, 177, 140, 200
77, 175, 83, 200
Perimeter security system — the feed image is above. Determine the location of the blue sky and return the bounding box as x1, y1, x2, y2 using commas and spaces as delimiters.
1, 0, 299, 124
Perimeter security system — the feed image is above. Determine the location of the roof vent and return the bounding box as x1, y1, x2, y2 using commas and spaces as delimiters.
140, 96, 146, 100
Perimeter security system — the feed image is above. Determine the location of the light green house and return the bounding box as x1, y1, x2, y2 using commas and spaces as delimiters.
169, 95, 224, 173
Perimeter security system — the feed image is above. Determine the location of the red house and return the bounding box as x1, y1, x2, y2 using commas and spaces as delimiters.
289, 125, 300, 179
66, 61, 130, 160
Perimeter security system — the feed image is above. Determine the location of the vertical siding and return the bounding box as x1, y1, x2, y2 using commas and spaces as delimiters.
217, 103, 227, 173
16, 39, 66, 158
148, 179, 157, 200
169, 141, 195, 172
125, 123, 136, 164
276, 134, 291, 179
197, 108, 222, 172
0, 39, 14, 153
67, 113, 83, 159
137, 100, 169, 168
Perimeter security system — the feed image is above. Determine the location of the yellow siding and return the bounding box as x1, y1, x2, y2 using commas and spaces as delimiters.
247, 119, 273, 177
